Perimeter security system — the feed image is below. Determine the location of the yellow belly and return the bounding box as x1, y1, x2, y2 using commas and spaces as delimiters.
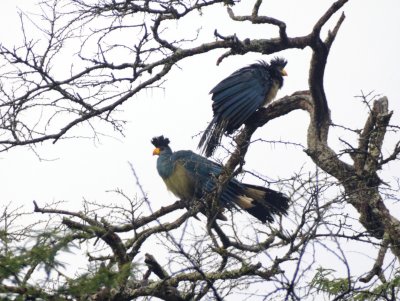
263, 80, 280, 106
163, 163, 196, 200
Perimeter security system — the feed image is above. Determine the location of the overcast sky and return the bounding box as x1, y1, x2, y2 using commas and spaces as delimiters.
0, 0, 399, 224
0, 1, 399, 299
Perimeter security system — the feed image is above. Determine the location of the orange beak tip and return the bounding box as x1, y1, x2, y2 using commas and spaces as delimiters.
152, 148, 160, 156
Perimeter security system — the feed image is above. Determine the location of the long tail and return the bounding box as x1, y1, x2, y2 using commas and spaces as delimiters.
234, 184, 289, 223
198, 117, 227, 157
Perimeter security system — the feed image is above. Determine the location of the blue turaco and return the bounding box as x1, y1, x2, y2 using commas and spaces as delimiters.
152, 136, 289, 223
198, 58, 287, 157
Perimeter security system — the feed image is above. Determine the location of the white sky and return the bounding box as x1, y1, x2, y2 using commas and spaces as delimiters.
0, 0, 398, 213
0, 0, 398, 220
1, 0, 397, 206
0, 1, 399, 297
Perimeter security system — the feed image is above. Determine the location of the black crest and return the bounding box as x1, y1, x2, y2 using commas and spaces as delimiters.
270, 57, 287, 69
151, 135, 170, 148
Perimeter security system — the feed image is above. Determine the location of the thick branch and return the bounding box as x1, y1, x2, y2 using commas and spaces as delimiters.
309, 0, 347, 132
224, 92, 313, 173
144, 253, 170, 280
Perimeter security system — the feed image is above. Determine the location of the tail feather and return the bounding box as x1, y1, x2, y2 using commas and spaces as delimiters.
198, 117, 228, 157
238, 184, 289, 223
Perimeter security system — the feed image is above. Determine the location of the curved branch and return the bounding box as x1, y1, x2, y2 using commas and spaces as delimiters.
227, 5, 288, 42
224, 92, 313, 173
309, 0, 347, 132
312, 0, 348, 37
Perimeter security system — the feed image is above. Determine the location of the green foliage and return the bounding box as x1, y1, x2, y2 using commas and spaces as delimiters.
0, 229, 75, 282
353, 272, 400, 301
1, 222, 138, 300
61, 263, 132, 297
0, 229, 9, 243
310, 267, 351, 297
28, 231, 76, 277
311, 267, 400, 300
0, 252, 27, 280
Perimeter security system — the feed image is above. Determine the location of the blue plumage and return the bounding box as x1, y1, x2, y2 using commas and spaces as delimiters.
152, 136, 289, 223
199, 58, 287, 157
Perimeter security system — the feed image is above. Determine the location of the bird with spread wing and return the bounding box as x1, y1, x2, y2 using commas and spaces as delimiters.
152, 135, 289, 223
198, 57, 287, 157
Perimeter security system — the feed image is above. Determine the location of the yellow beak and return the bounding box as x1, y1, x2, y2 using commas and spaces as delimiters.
281, 69, 288, 76
153, 148, 161, 156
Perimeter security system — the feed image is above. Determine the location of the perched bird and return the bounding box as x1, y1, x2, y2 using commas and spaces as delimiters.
152, 135, 289, 223
198, 57, 287, 157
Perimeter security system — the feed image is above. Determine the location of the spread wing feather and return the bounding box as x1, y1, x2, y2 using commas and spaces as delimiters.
224, 90, 262, 131
199, 62, 275, 156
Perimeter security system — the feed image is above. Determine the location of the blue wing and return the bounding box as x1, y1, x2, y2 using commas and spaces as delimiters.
211, 63, 273, 133
167, 149, 289, 223
198, 62, 274, 157
171, 150, 244, 208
